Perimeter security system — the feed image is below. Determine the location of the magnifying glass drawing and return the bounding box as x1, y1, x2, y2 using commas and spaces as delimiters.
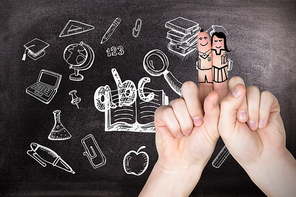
143, 49, 182, 96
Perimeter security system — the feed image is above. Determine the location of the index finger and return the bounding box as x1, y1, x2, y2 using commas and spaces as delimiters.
197, 31, 214, 102
211, 31, 230, 102
181, 81, 204, 126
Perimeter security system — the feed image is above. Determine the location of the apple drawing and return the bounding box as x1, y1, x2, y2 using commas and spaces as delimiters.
123, 146, 149, 176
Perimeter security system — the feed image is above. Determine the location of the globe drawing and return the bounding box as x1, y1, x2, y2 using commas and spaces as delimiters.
64, 43, 88, 66
63, 41, 95, 81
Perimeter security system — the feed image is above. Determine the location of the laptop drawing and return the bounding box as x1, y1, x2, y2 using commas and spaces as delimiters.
26, 69, 62, 104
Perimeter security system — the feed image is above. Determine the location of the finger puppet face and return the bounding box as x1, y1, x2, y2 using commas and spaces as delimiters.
197, 32, 211, 51
212, 35, 225, 50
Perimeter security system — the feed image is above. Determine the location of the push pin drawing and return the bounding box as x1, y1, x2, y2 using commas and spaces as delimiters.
69, 90, 81, 109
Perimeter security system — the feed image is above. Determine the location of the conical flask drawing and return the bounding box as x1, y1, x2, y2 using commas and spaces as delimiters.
48, 110, 72, 140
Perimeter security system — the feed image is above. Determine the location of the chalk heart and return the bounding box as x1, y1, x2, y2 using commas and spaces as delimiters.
123, 146, 149, 176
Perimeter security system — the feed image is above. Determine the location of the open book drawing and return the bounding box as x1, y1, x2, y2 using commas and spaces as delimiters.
94, 68, 169, 133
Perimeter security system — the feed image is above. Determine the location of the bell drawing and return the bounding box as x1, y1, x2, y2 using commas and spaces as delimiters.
48, 110, 72, 140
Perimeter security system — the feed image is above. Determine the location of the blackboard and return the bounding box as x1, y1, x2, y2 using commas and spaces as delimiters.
1, 0, 296, 196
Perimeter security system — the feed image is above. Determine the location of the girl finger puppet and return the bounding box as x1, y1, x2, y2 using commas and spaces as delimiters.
211, 32, 231, 101
197, 31, 213, 83
211, 32, 231, 84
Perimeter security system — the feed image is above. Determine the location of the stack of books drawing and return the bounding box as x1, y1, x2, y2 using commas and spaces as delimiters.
165, 17, 200, 57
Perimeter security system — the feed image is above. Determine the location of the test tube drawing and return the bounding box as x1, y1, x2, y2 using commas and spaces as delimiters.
48, 110, 72, 141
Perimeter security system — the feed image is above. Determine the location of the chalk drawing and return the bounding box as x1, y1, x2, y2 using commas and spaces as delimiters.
22, 38, 49, 61
123, 146, 149, 176
143, 49, 183, 96
106, 45, 125, 57
63, 41, 95, 81
81, 134, 107, 169
101, 17, 121, 44
94, 68, 169, 132
165, 17, 200, 58
27, 142, 75, 174
132, 18, 142, 37
69, 90, 81, 109
48, 110, 72, 141
212, 145, 230, 168
59, 20, 95, 37
26, 69, 62, 104
206, 25, 228, 37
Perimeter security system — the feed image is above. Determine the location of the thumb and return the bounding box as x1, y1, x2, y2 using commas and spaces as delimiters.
219, 84, 246, 139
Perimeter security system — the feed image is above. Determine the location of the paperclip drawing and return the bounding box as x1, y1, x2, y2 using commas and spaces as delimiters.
22, 38, 49, 61
94, 69, 169, 132
25, 69, 62, 104
165, 17, 200, 57
132, 18, 142, 37
81, 134, 107, 169
59, 20, 95, 37
63, 41, 95, 81
101, 17, 121, 44
212, 145, 230, 168
27, 142, 75, 174
123, 146, 149, 176
143, 49, 183, 96
69, 90, 81, 109
48, 110, 72, 141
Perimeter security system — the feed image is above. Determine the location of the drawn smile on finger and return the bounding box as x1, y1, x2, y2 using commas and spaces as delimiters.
215, 46, 221, 49
200, 42, 208, 47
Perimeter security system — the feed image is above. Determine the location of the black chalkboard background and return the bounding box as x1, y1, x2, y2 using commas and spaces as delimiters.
1, 0, 296, 196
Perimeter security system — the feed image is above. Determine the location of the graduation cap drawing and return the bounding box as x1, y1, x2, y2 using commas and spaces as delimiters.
206, 25, 228, 37
22, 38, 50, 61
59, 20, 95, 38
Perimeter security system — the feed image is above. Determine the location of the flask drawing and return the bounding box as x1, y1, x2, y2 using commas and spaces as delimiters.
48, 110, 72, 141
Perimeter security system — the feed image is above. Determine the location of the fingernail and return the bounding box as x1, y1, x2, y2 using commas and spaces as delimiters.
177, 132, 183, 138
231, 86, 241, 98
186, 130, 192, 136
248, 120, 256, 130
193, 116, 203, 126
239, 110, 247, 121
259, 119, 265, 128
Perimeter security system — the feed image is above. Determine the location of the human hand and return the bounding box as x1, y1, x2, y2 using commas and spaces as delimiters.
140, 81, 220, 197
155, 81, 220, 171
219, 77, 296, 196
219, 76, 285, 167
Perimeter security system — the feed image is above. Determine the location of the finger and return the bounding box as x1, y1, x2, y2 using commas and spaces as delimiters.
202, 91, 220, 143
258, 91, 280, 129
197, 31, 213, 101
181, 81, 204, 127
212, 32, 229, 103
246, 86, 260, 130
154, 105, 184, 138
198, 83, 213, 105
228, 76, 248, 123
219, 84, 246, 139
169, 98, 194, 136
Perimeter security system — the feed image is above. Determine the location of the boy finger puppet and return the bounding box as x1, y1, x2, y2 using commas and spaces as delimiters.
197, 31, 213, 83
211, 32, 231, 99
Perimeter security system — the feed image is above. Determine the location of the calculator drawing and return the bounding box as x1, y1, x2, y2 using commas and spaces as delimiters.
26, 69, 62, 104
